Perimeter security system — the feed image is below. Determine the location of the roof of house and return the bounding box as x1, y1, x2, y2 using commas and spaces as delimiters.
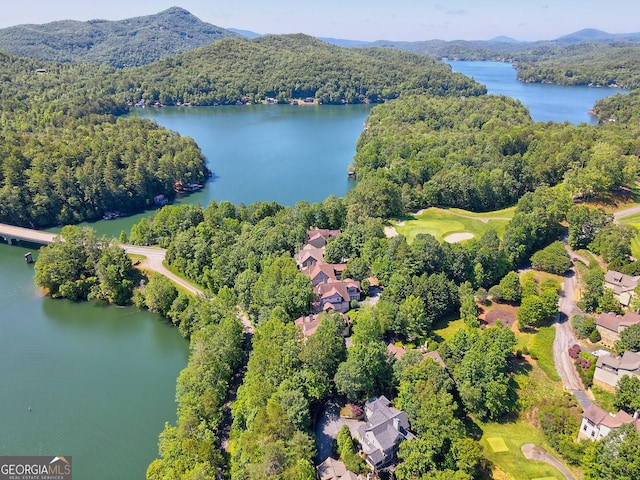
425, 351, 447, 369
596, 350, 640, 372
309, 263, 339, 283
317, 279, 361, 301
295, 245, 325, 265
307, 227, 341, 241
294, 312, 349, 336
597, 311, 640, 332
583, 403, 640, 430
605, 270, 640, 294
358, 396, 414, 466
317, 457, 363, 480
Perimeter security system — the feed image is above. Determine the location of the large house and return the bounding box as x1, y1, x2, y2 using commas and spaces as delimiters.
593, 350, 640, 391
316, 457, 364, 480
356, 396, 415, 469
604, 270, 640, 307
307, 228, 341, 249
316, 279, 361, 313
578, 403, 640, 441
596, 311, 640, 348
295, 245, 326, 270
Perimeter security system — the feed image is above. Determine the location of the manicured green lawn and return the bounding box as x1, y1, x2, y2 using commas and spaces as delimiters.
394, 207, 511, 244
529, 326, 561, 382
448, 206, 516, 219
432, 316, 466, 342
618, 212, 640, 259
480, 421, 565, 480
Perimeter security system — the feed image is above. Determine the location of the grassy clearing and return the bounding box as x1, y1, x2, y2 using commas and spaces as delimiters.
529, 326, 561, 382
487, 437, 510, 453
480, 421, 564, 480
394, 207, 511, 244
618, 212, 640, 259
448, 206, 516, 219
432, 316, 466, 342
591, 385, 616, 412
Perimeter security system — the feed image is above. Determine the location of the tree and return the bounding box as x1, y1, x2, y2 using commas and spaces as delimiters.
399, 295, 429, 342
531, 241, 572, 275
497, 271, 522, 303
459, 281, 479, 329
615, 323, 640, 353
583, 423, 640, 480
567, 205, 611, 250
91, 245, 142, 305
334, 341, 393, 401
346, 176, 404, 218
143, 273, 178, 316
571, 315, 598, 340
581, 269, 604, 313
614, 375, 640, 414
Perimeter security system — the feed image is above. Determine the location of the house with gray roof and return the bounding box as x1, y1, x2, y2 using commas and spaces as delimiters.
356, 396, 415, 469
593, 350, 640, 391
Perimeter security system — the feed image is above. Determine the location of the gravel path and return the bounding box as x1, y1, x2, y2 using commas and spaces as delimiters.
521, 444, 576, 480
613, 204, 640, 221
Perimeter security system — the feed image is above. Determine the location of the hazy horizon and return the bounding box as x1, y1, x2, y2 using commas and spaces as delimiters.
0, 1, 639, 43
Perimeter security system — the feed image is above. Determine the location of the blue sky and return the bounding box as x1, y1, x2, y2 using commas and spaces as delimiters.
1, 0, 639, 42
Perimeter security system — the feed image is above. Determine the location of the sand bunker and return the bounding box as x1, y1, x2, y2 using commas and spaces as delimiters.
444, 232, 474, 243
384, 226, 399, 238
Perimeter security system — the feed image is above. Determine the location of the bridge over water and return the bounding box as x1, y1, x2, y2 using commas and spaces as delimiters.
0, 222, 203, 296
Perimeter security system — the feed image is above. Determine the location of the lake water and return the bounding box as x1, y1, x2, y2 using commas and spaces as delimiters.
446, 61, 628, 124
0, 243, 189, 479
1, 61, 631, 478
128, 104, 372, 207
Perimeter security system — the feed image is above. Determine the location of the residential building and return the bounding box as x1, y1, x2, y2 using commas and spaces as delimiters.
596, 311, 640, 348
356, 396, 415, 469
604, 270, 640, 307
294, 312, 350, 337
307, 228, 340, 249
295, 245, 326, 270
316, 457, 364, 480
316, 279, 361, 313
578, 403, 640, 441
593, 350, 640, 391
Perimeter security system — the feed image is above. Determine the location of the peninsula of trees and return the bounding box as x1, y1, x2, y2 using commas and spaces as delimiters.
0, 35, 483, 228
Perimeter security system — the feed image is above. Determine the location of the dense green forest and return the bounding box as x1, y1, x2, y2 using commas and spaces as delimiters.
0, 7, 237, 67
0, 35, 483, 227
113, 34, 485, 106
515, 44, 640, 89
349, 94, 640, 213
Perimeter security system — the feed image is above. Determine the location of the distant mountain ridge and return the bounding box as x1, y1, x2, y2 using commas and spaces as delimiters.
0, 7, 238, 67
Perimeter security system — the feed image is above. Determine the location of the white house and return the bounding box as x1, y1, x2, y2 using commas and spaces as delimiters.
578, 403, 640, 441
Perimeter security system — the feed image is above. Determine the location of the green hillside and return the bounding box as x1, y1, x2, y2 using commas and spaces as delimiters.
0, 7, 238, 67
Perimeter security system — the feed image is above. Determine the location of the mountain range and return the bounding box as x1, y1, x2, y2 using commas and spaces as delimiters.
0, 7, 639, 67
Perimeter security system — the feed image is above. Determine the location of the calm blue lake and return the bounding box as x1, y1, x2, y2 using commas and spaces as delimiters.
128, 104, 372, 208
446, 61, 628, 124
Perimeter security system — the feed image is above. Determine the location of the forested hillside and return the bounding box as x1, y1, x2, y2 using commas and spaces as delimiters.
515, 44, 640, 89
113, 34, 486, 106
0, 34, 486, 228
349, 94, 640, 214
0, 7, 237, 67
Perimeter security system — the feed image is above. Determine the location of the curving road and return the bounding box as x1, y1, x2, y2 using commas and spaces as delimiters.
554, 245, 592, 410
521, 444, 575, 480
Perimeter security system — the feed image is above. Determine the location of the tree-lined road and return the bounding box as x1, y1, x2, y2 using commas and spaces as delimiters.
0, 222, 204, 296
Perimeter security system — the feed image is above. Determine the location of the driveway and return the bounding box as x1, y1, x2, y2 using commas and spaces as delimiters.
315, 400, 363, 462
554, 264, 592, 410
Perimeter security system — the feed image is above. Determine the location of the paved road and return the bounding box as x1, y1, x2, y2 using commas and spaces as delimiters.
521, 444, 576, 480
554, 260, 592, 410
613, 204, 640, 222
